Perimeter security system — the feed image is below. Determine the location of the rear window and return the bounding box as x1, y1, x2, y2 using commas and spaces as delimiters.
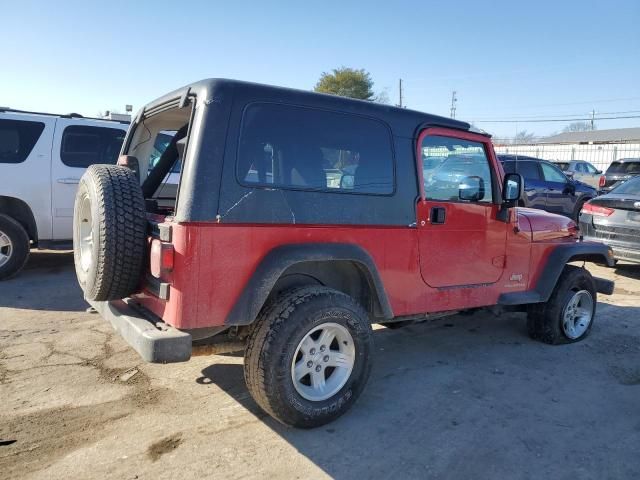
0, 119, 45, 164
610, 176, 640, 194
237, 103, 394, 195
60, 125, 126, 168
606, 161, 640, 175
502, 160, 541, 180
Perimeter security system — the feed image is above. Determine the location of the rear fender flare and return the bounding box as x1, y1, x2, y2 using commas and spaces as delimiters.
225, 243, 393, 325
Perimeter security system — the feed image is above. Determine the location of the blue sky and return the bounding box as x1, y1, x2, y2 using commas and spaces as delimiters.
1, 0, 639, 137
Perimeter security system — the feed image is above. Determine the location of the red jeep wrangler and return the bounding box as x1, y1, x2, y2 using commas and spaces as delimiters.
73, 79, 615, 428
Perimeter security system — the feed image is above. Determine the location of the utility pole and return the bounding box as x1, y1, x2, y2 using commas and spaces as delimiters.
590, 109, 596, 130
398, 78, 403, 108
450, 90, 457, 119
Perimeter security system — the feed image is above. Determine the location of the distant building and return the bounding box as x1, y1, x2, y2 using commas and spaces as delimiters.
494, 127, 640, 171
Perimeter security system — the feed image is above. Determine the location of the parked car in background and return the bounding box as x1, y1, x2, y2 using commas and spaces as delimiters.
580, 175, 640, 264
498, 155, 597, 221
554, 160, 605, 191
0, 108, 128, 279
601, 158, 640, 192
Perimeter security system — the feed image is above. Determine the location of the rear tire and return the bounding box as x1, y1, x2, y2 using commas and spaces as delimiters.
527, 265, 597, 345
0, 214, 30, 280
73, 165, 147, 301
244, 286, 373, 428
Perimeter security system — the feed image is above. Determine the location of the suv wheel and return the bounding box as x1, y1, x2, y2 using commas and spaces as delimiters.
244, 286, 373, 428
0, 214, 30, 280
527, 265, 596, 344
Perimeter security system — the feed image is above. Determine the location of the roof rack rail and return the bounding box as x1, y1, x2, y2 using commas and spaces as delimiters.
0, 107, 130, 124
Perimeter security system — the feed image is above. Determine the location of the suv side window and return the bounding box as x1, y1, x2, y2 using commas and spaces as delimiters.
421, 135, 493, 202
60, 125, 126, 168
585, 163, 598, 173
237, 103, 394, 195
503, 161, 541, 180
541, 162, 567, 183
0, 119, 45, 164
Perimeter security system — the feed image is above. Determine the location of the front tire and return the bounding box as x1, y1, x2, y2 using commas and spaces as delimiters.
0, 214, 30, 280
527, 265, 597, 344
244, 286, 373, 428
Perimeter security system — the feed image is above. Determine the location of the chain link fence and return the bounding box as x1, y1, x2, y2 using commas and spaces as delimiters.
493, 142, 640, 171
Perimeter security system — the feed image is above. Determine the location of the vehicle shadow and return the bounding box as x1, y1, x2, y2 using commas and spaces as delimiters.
614, 263, 640, 280
196, 305, 640, 479
0, 250, 88, 311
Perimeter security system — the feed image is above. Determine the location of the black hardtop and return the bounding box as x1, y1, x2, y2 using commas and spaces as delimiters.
142, 78, 473, 139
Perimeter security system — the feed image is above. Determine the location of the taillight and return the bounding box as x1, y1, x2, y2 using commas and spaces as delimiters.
582, 202, 614, 217
150, 239, 174, 278
598, 175, 606, 188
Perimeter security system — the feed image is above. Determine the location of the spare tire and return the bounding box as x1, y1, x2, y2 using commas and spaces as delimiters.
73, 165, 147, 301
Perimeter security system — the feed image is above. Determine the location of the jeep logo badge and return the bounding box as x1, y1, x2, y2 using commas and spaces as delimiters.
510, 273, 523, 282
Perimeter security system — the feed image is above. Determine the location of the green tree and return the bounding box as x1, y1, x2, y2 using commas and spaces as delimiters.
314, 67, 376, 101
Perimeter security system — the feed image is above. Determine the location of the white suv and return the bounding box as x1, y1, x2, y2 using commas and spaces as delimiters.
0, 109, 129, 279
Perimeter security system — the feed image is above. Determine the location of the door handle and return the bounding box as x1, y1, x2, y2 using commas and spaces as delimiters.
430, 207, 446, 224
57, 178, 80, 184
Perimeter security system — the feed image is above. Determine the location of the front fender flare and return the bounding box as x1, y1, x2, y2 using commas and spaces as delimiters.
498, 241, 614, 305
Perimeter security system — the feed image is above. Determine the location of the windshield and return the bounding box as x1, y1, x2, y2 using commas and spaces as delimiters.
606, 161, 640, 174
610, 176, 640, 195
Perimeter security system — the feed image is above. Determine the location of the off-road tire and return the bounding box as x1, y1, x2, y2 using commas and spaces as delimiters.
0, 214, 30, 280
73, 165, 147, 301
527, 265, 597, 344
244, 286, 373, 428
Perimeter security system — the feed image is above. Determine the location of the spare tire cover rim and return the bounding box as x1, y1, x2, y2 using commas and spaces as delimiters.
78, 195, 94, 273
0, 230, 13, 268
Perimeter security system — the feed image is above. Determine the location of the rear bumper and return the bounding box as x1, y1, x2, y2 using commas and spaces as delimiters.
88, 298, 191, 363
579, 215, 640, 264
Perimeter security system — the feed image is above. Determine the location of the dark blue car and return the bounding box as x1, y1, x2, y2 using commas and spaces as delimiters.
498, 155, 598, 221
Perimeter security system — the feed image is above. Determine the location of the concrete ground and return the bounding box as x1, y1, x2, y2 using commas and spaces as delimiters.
1, 251, 639, 480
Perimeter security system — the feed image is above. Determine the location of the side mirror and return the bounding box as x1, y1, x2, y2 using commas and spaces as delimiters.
459, 176, 485, 202
596, 169, 602, 175
565, 171, 575, 178
502, 173, 524, 203
340, 173, 355, 189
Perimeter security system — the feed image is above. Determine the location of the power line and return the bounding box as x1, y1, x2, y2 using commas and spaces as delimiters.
474, 115, 640, 124
471, 109, 640, 121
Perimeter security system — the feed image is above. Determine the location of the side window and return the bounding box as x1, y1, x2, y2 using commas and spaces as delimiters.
515, 161, 541, 180
585, 163, 598, 174
0, 119, 45, 164
148, 131, 180, 173
421, 135, 493, 202
237, 103, 394, 195
575, 163, 586, 173
60, 125, 126, 168
541, 162, 567, 183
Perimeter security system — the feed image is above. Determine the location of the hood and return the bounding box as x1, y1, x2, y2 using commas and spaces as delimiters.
517, 208, 579, 242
